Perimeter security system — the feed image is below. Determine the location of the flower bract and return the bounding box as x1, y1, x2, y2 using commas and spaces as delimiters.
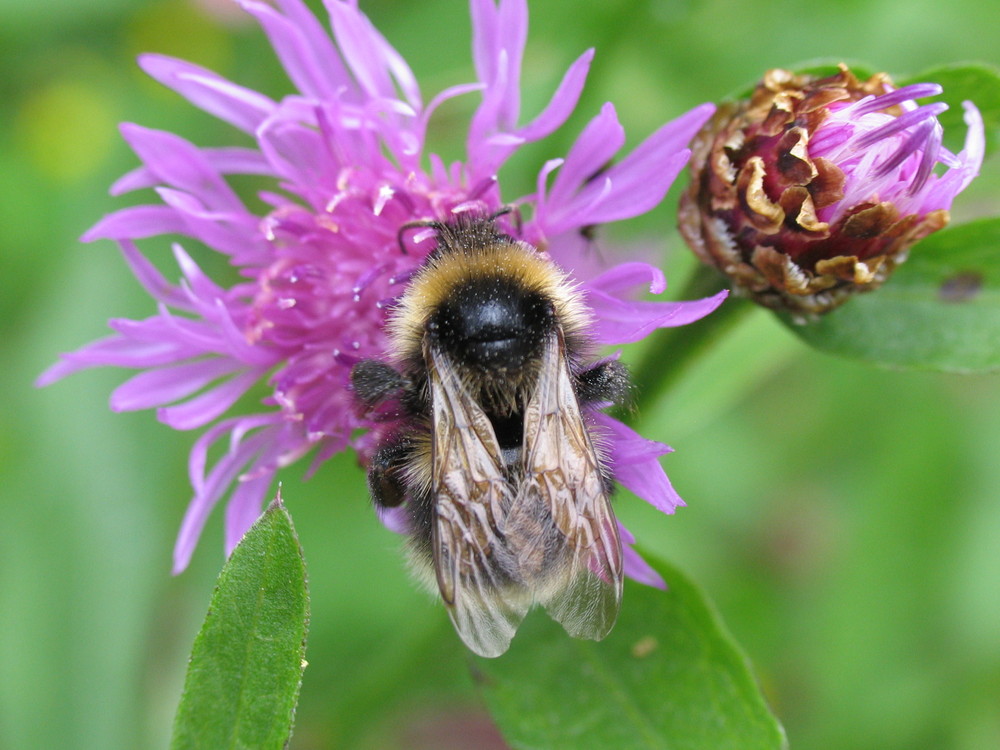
679, 64, 984, 317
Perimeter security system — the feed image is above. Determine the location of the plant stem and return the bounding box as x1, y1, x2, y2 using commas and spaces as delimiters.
618, 264, 755, 418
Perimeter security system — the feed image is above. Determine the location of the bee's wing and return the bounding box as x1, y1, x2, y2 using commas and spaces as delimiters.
427, 344, 529, 658
516, 330, 623, 641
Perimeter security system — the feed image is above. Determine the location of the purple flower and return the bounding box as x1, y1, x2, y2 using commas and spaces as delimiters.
809, 80, 982, 224
39, 0, 725, 580
679, 64, 984, 317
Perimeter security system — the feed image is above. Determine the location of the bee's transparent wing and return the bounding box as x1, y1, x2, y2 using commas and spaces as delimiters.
427, 344, 529, 658
514, 330, 623, 641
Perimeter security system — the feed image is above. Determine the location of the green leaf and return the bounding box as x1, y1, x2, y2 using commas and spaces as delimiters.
171, 497, 309, 750
786, 218, 1000, 372
476, 554, 786, 750
900, 63, 1000, 156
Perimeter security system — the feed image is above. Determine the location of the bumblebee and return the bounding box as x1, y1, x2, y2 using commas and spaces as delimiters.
351, 213, 630, 657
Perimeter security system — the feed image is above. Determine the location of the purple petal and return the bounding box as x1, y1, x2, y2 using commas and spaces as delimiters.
87, 195, 259, 263
207, 298, 281, 368
273, 0, 354, 91
547, 102, 625, 211
187, 414, 281, 493
240, 0, 344, 101
223, 470, 275, 554
543, 103, 714, 235
82, 206, 190, 243
112, 147, 274, 195
36, 329, 199, 385
587, 261, 667, 296
576, 151, 691, 231
119, 311, 221, 354
621, 532, 667, 589
527, 157, 562, 231
119, 241, 193, 310
377, 504, 411, 534
586, 284, 729, 345
594, 413, 684, 515
916, 100, 985, 214
495, 0, 528, 126
466, 0, 537, 177
957, 100, 986, 188
35, 340, 134, 386
110, 358, 244, 411
467, 50, 513, 174
631, 102, 715, 163
173, 498, 215, 573
44, 324, 204, 374
539, 231, 605, 283
855, 103, 949, 149
157, 370, 261, 430
870, 119, 939, 189
517, 49, 594, 142
110, 167, 157, 196
258, 115, 339, 194
138, 54, 275, 134
422, 83, 486, 124
118, 124, 245, 211
173, 419, 277, 572
361, 97, 423, 164
470, 0, 527, 128
578, 148, 691, 230
172, 244, 226, 305
854, 83, 943, 116
469, 0, 496, 83
154, 188, 261, 258
616, 455, 683, 515
485, 132, 524, 148
326, 0, 421, 108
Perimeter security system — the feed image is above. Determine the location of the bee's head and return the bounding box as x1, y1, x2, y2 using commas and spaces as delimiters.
427, 276, 556, 373
386, 216, 589, 382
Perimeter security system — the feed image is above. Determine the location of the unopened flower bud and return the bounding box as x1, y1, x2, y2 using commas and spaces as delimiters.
679, 64, 984, 317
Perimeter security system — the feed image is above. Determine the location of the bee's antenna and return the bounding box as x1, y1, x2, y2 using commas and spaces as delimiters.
396, 219, 443, 256
489, 205, 523, 236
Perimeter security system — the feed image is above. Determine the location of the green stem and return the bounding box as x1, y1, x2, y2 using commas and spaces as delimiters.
617, 264, 755, 418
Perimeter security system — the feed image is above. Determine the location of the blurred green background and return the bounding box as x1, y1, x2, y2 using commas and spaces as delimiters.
2, 0, 999, 748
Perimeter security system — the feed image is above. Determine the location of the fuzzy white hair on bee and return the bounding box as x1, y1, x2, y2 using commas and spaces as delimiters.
350, 213, 631, 657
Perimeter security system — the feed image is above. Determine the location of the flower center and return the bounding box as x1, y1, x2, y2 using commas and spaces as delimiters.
245, 202, 412, 440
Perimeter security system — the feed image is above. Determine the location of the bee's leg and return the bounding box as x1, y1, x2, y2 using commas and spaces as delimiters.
575, 360, 630, 496
574, 360, 631, 407
367, 438, 412, 508
351, 359, 406, 408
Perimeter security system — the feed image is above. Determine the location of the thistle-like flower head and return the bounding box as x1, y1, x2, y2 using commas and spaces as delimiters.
679, 64, 984, 317
40, 0, 725, 579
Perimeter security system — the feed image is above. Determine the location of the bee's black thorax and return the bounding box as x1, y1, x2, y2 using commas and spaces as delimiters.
427, 276, 556, 376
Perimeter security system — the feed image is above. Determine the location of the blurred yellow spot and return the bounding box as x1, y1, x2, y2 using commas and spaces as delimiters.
15, 79, 118, 184
631, 635, 659, 658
